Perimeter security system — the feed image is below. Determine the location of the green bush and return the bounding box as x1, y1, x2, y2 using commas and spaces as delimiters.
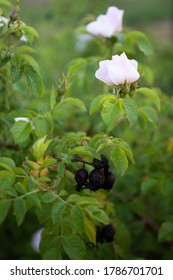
0, 0, 173, 260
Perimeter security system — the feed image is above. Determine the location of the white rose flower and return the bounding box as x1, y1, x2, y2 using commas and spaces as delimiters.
95, 52, 140, 86
86, 6, 124, 38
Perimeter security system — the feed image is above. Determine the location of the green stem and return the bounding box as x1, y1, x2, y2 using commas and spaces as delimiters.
9, 189, 39, 201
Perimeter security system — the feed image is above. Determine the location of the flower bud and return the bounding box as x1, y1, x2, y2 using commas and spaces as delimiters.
10, 7, 19, 22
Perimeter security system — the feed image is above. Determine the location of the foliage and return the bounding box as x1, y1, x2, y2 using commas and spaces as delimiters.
0, 0, 172, 260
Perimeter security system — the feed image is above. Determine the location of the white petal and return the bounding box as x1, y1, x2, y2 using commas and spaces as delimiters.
14, 117, 31, 123
106, 6, 124, 32
129, 59, 138, 69
95, 60, 114, 85
86, 15, 114, 38
31, 228, 44, 253
119, 53, 140, 83
107, 56, 126, 85
0, 16, 9, 26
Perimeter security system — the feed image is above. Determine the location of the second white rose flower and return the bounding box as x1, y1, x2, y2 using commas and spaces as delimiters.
86, 6, 124, 38
95, 52, 140, 86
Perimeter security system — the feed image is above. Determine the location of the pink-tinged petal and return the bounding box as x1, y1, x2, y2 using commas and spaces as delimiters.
95, 60, 114, 85
86, 21, 101, 37
107, 56, 126, 85
119, 53, 140, 83
95, 52, 140, 86
106, 6, 124, 32
86, 15, 114, 38
129, 59, 138, 69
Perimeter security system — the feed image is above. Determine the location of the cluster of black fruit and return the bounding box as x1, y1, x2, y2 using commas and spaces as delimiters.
96, 223, 115, 243
75, 155, 116, 192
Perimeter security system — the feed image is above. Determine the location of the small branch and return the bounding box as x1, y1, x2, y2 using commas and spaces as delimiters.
0, 141, 19, 150
71, 156, 93, 166
9, 189, 40, 201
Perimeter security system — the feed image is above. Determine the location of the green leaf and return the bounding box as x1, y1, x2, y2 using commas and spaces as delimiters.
67, 194, 80, 203
114, 139, 134, 164
62, 234, 86, 259
57, 161, 65, 177
0, 171, 16, 190
13, 198, 26, 226
138, 106, 159, 127
101, 100, 124, 131
89, 133, 107, 149
0, 157, 16, 171
14, 167, 27, 176
32, 136, 52, 161
122, 98, 138, 126
90, 94, 116, 115
6, 188, 17, 197
141, 178, 157, 195
10, 121, 32, 143
51, 202, 66, 224
27, 194, 41, 208
158, 222, 173, 242
69, 146, 94, 161
22, 54, 40, 73
0, 200, 11, 224
126, 31, 153, 56
15, 182, 27, 194
42, 192, 57, 203
0, 56, 11, 68
11, 64, 24, 83
40, 234, 60, 255
70, 206, 85, 232
19, 25, 39, 44
137, 87, 160, 111
33, 117, 49, 138
60, 97, 86, 112
16, 46, 35, 54
43, 247, 62, 260
84, 217, 96, 244
78, 196, 101, 207
25, 66, 44, 97
41, 158, 57, 169
111, 147, 128, 175
85, 206, 109, 224
0, 1, 12, 8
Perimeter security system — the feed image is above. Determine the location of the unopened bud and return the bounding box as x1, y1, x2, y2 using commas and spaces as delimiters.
10, 7, 19, 22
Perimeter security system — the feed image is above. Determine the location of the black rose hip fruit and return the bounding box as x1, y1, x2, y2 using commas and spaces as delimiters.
101, 224, 115, 242
101, 154, 109, 171
103, 172, 116, 190
89, 169, 105, 190
75, 168, 88, 185
92, 158, 104, 169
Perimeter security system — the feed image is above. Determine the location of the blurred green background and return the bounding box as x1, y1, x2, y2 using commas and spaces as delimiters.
1, 0, 173, 259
